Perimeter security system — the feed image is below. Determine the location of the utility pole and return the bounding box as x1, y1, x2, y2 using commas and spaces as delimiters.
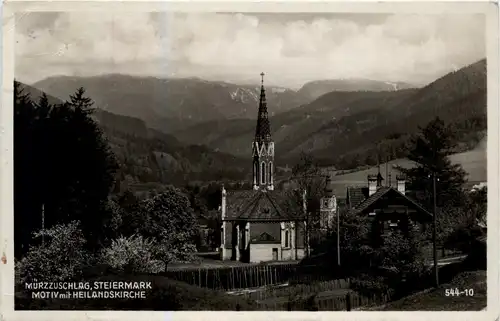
432, 172, 439, 287
337, 203, 340, 266
41, 203, 45, 247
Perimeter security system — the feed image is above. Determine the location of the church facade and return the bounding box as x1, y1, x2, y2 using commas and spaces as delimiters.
220, 73, 309, 263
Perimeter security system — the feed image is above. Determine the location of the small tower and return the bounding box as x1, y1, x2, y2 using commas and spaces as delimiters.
252, 72, 275, 191
319, 173, 337, 230
376, 154, 384, 187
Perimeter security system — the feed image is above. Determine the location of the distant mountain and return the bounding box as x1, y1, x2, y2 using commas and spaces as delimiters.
173, 59, 487, 169
18, 82, 150, 138
32, 75, 420, 134
297, 79, 417, 101
32, 75, 311, 133
173, 89, 418, 156
16, 81, 249, 189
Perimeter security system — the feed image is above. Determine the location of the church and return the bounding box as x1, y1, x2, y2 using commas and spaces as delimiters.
220, 73, 310, 263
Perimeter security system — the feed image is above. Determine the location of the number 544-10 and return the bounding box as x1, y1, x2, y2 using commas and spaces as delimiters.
445, 288, 474, 296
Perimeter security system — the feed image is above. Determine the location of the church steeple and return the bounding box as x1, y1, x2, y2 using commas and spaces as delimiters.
252, 72, 274, 191
255, 72, 271, 144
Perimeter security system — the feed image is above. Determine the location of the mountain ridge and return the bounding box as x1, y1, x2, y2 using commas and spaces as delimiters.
16, 81, 250, 189
172, 58, 487, 169
32, 75, 421, 133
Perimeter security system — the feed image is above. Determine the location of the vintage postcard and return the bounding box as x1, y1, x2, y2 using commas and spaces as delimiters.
1, 0, 499, 320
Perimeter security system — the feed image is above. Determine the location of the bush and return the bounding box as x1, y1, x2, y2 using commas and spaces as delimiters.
99, 234, 166, 273
16, 221, 92, 284
351, 273, 394, 298
117, 187, 200, 263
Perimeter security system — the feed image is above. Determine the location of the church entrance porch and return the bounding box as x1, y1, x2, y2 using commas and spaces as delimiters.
223, 219, 308, 263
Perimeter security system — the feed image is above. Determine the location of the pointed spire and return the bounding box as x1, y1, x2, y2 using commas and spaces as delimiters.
376, 148, 384, 187
324, 172, 334, 197
255, 72, 271, 143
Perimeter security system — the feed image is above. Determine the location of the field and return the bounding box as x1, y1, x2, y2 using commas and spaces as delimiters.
329, 138, 486, 198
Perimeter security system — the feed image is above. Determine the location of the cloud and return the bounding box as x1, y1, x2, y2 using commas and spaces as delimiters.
15, 12, 485, 88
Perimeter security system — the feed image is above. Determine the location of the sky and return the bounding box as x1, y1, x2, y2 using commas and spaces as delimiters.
15, 12, 486, 89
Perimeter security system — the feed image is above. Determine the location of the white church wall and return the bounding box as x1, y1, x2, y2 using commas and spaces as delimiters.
250, 243, 281, 263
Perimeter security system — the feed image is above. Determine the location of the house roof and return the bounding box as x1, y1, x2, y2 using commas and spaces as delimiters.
225, 189, 302, 222
346, 187, 369, 209
348, 186, 433, 218
251, 232, 280, 244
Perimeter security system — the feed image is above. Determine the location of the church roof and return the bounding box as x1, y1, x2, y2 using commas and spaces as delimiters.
225, 189, 303, 222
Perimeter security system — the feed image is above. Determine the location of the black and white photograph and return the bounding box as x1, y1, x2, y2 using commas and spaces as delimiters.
3, 1, 497, 315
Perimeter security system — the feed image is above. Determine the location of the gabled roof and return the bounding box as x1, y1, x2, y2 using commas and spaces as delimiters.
348, 186, 432, 218
251, 232, 280, 244
346, 187, 369, 209
225, 189, 302, 221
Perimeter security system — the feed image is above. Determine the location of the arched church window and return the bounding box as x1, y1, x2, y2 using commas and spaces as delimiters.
285, 230, 289, 247
254, 162, 258, 182
261, 162, 266, 184
269, 161, 273, 184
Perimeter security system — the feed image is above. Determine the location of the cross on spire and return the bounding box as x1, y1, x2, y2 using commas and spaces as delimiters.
260, 72, 265, 85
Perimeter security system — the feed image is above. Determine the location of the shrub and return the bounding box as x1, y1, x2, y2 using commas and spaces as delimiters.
351, 273, 393, 298
116, 186, 200, 263
99, 234, 166, 273
17, 221, 92, 284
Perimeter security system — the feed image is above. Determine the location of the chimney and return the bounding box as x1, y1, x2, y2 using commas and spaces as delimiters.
396, 175, 406, 195
368, 174, 378, 196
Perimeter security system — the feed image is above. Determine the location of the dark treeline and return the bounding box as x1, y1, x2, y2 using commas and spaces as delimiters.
14, 82, 118, 257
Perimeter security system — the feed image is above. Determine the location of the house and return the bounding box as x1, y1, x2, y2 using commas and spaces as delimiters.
345, 172, 433, 236
220, 73, 309, 263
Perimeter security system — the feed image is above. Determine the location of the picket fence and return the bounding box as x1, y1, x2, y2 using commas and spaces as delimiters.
238, 278, 351, 301
257, 291, 392, 311
163, 263, 299, 291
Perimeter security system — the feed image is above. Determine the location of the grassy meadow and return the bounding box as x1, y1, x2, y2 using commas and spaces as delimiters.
330, 137, 486, 199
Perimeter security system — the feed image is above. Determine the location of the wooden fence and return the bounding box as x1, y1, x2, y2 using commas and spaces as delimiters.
257, 291, 392, 311
238, 278, 351, 301
162, 263, 298, 291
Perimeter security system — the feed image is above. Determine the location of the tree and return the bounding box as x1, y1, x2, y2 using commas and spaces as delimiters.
468, 186, 487, 224
69, 87, 95, 114
17, 221, 91, 283
313, 209, 372, 268
99, 234, 166, 273
14, 82, 42, 257
443, 187, 487, 252
136, 186, 199, 264
397, 117, 468, 209
285, 152, 327, 250
313, 207, 427, 297
14, 83, 118, 257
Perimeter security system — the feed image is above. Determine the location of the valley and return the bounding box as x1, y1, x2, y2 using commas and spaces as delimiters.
23, 58, 487, 193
